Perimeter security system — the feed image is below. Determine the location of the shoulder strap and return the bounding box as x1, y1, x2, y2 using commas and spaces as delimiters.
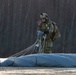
51, 21, 56, 32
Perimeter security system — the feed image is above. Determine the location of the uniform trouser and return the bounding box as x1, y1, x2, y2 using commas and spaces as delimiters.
41, 39, 53, 53
37, 30, 53, 53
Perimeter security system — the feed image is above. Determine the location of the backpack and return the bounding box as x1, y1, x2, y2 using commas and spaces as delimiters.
50, 22, 61, 42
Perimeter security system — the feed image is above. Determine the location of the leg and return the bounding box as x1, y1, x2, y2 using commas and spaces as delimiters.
44, 40, 53, 53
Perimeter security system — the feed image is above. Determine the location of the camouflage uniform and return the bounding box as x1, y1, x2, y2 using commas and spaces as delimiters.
37, 20, 61, 53
37, 13, 61, 53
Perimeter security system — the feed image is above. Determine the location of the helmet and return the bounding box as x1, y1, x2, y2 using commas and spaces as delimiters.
40, 13, 48, 19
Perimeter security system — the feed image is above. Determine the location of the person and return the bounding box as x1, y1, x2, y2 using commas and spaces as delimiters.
37, 13, 61, 53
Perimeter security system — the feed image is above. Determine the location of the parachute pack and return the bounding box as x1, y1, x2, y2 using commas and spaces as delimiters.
50, 21, 61, 42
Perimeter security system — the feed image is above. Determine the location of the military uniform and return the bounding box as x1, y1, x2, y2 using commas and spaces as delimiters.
37, 20, 61, 53
37, 13, 61, 53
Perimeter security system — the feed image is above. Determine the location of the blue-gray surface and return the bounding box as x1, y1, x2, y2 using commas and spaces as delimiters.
0, 54, 76, 67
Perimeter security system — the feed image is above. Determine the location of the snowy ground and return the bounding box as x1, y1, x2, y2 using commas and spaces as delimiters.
0, 67, 76, 75
0, 58, 8, 62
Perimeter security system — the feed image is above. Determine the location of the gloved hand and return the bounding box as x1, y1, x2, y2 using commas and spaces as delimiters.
44, 29, 49, 34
